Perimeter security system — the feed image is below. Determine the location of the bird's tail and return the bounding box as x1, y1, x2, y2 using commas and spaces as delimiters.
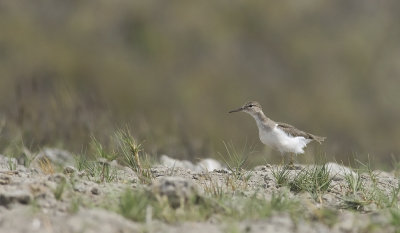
310, 134, 326, 144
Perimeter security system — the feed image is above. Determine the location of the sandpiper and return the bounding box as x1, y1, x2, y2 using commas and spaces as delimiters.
229, 101, 325, 164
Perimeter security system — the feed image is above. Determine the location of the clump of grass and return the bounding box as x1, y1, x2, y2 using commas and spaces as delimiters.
0, 117, 5, 135
203, 177, 224, 198
341, 159, 400, 211
224, 174, 251, 193
53, 177, 67, 200
118, 189, 214, 223
74, 153, 89, 172
344, 171, 363, 196
38, 157, 55, 174
235, 195, 274, 219
119, 189, 153, 222
355, 159, 400, 209
71, 139, 118, 183
21, 146, 37, 168
69, 196, 83, 214
29, 199, 41, 214
113, 188, 301, 224
341, 170, 367, 210
83, 160, 118, 183
115, 130, 142, 170
289, 164, 332, 200
223, 222, 241, 233
88, 136, 118, 183
115, 129, 154, 184
226, 192, 300, 220
219, 141, 252, 181
390, 209, 400, 233
4, 138, 37, 167
7, 157, 17, 171
218, 141, 253, 193
91, 136, 116, 162
269, 192, 298, 212
100, 161, 118, 183
272, 165, 291, 187
372, 181, 400, 209
341, 197, 369, 211
311, 208, 338, 228
391, 155, 400, 177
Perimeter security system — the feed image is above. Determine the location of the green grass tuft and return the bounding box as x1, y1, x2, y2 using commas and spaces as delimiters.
289, 164, 333, 200
91, 135, 117, 162
115, 128, 154, 184
344, 171, 363, 196
311, 208, 339, 228
219, 141, 253, 181
53, 177, 67, 200
7, 157, 17, 171
74, 153, 90, 172
113, 188, 302, 224
390, 209, 400, 233
272, 165, 291, 187
119, 189, 153, 222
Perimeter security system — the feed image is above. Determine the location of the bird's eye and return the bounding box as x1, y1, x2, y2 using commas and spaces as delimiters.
248, 104, 254, 107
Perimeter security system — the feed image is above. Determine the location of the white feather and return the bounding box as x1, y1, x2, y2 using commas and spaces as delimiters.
258, 124, 311, 154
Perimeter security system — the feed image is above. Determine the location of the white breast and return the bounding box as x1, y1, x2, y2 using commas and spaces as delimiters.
258, 125, 311, 154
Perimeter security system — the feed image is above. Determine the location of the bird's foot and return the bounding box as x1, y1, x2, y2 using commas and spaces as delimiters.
287, 160, 296, 170
287, 154, 302, 170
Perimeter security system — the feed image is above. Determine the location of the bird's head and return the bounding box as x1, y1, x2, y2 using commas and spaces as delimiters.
229, 101, 263, 115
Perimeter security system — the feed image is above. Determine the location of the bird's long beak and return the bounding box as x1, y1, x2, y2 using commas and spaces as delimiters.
228, 107, 244, 113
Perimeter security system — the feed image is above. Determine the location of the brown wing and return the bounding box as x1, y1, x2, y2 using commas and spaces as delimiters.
277, 122, 326, 143
276, 122, 311, 138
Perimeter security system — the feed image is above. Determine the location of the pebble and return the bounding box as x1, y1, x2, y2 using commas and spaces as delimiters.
91, 187, 100, 195
63, 166, 77, 174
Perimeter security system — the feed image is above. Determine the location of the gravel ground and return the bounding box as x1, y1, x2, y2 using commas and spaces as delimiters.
0, 152, 399, 233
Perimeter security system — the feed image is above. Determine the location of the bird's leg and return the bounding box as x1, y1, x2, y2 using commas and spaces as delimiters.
289, 153, 294, 165
288, 153, 295, 169
279, 152, 285, 166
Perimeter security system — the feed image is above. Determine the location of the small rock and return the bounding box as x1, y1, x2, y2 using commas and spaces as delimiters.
264, 175, 273, 182
326, 162, 357, 181
48, 173, 66, 183
160, 155, 224, 172
0, 175, 11, 185
195, 158, 223, 172
254, 165, 270, 171
63, 166, 76, 174
91, 187, 100, 195
77, 171, 86, 177
214, 169, 228, 174
0, 190, 32, 207
288, 164, 303, 170
97, 158, 109, 165
73, 183, 86, 193
160, 155, 196, 171
151, 176, 200, 208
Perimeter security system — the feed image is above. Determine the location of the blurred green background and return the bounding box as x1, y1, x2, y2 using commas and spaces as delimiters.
1, 1, 399, 169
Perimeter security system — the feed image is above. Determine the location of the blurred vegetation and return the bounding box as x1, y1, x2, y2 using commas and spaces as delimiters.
0, 1, 399, 168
